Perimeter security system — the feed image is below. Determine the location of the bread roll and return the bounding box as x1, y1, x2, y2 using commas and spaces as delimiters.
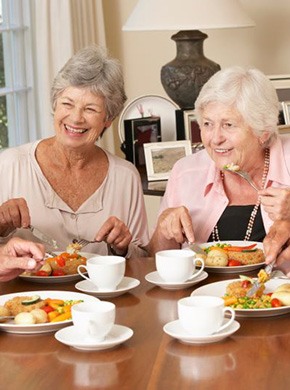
271, 283, 290, 305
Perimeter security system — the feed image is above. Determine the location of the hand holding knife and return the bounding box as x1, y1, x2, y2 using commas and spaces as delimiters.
28, 225, 58, 249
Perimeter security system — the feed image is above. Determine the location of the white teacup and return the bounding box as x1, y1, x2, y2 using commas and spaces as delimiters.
71, 301, 116, 342
156, 250, 204, 283
78, 256, 126, 291
178, 296, 235, 336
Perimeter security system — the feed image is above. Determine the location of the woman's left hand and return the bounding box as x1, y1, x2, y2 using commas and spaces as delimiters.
259, 187, 290, 221
94, 216, 132, 255
263, 220, 290, 277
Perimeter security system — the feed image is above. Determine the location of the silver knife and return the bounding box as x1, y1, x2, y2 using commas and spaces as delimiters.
188, 242, 207, 255
28, 225, 58, 249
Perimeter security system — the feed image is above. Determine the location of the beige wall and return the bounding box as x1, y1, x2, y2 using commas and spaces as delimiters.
103, 0, 290, 154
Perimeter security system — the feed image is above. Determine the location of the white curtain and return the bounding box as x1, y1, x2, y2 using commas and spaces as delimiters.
30, 0, 115, 152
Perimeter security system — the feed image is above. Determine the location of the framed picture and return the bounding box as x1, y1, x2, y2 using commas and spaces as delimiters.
269, 75, 290, 125
122, 116, 161, 167
268, 74, 290, 99
143, 140, 192, 181
282, 101, 290, 125
175, 109, 202, 145
183, 110, 202, 144
278, 124, 290, 135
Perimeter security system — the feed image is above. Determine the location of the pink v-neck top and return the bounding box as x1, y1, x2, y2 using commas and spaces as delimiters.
158, 136, 290, 246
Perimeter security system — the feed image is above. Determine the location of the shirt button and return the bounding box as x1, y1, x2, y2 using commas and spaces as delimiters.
71, 214, 77, 219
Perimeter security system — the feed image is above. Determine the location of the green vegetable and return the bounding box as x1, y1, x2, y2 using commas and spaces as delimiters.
22, 295, 41, 306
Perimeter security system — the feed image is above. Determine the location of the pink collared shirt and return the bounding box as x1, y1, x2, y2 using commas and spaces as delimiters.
158, 135, 290, 245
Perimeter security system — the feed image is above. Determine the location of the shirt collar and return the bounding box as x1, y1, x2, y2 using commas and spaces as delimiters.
267, 137, 290, 186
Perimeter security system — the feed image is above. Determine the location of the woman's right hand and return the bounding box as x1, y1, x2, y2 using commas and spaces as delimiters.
156, 206, 195, 244
0, 198, 30, 236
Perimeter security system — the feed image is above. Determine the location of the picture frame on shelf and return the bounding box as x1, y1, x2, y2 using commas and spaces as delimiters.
268, 75, 290, 125
143, 140, 192, 181
175, 109, 202, 144
278, 124, 290, 135
123, 116, 161, 167
183, 110, 202, 144
268, 74, 290, 100
282, 101, 290, 125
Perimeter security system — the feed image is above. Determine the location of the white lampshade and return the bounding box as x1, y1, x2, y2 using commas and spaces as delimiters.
123, 0, 255, 111
123, 0, 255, 31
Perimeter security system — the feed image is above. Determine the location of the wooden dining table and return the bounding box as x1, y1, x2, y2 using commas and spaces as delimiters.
1, 257, 290, 390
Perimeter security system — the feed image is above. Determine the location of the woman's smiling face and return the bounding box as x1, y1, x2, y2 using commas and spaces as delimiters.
200, 101, 263, 171
54, 86, 112, 148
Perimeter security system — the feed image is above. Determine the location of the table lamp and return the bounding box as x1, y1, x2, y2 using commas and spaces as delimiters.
123, 0, 255, 109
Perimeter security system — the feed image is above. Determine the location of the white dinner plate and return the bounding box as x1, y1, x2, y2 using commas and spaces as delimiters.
145, 270, 208, 290
118, 94, 178, 143
163, 319, 240, 345
198, 241, 264, 274
55, 324, 133, 351
19, 252, 97, 284
75, 277, 140, 298
0, 290, 99, 334
191, 279, 290, 318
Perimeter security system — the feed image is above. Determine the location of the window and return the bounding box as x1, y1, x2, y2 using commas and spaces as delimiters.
0, 0, 36, 149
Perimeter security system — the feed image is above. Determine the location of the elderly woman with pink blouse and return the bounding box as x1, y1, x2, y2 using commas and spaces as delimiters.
148, 66, 290, 255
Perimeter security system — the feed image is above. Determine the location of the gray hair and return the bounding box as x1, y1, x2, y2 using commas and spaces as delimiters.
51, 45, 127, 121
194, 66, 279, 147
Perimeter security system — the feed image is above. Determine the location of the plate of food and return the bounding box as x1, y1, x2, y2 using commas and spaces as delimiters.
193, 241, 265, 273
191, 278, 290, 317
19, 252, 97, 283
0, 290, 99, 334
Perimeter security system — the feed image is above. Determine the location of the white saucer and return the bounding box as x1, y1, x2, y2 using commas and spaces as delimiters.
75, 277, 140, 298
163, 319, 240, 345
145, 270, 208, 290
55, 324, 133, 351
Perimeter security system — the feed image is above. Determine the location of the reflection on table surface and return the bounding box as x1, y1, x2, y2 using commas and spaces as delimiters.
1, 257, 290, 390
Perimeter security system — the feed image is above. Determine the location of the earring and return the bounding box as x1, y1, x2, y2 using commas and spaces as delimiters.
259, 138, 265, 146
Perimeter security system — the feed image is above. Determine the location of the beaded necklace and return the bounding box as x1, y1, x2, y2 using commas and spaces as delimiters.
211, 148, 270, 242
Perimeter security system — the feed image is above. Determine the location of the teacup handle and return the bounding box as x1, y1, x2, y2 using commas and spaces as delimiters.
217, 307, 235, 333
77, 264, 90, 282
188, 258, 205, 280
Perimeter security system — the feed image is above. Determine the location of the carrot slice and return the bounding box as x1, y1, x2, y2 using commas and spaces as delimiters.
226, 243, 257, 252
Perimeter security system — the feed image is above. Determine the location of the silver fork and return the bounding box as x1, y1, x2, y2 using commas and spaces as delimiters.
72, 238, 97, 249
223, 168, 260, 192
72, 238, 115, 255
246, 262, 275, 297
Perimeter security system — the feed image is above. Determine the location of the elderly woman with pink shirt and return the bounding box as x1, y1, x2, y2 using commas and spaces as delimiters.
148, 66, 290, 255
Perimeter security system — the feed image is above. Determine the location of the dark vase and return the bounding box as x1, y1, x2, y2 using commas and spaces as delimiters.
161, 30, 221, 110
